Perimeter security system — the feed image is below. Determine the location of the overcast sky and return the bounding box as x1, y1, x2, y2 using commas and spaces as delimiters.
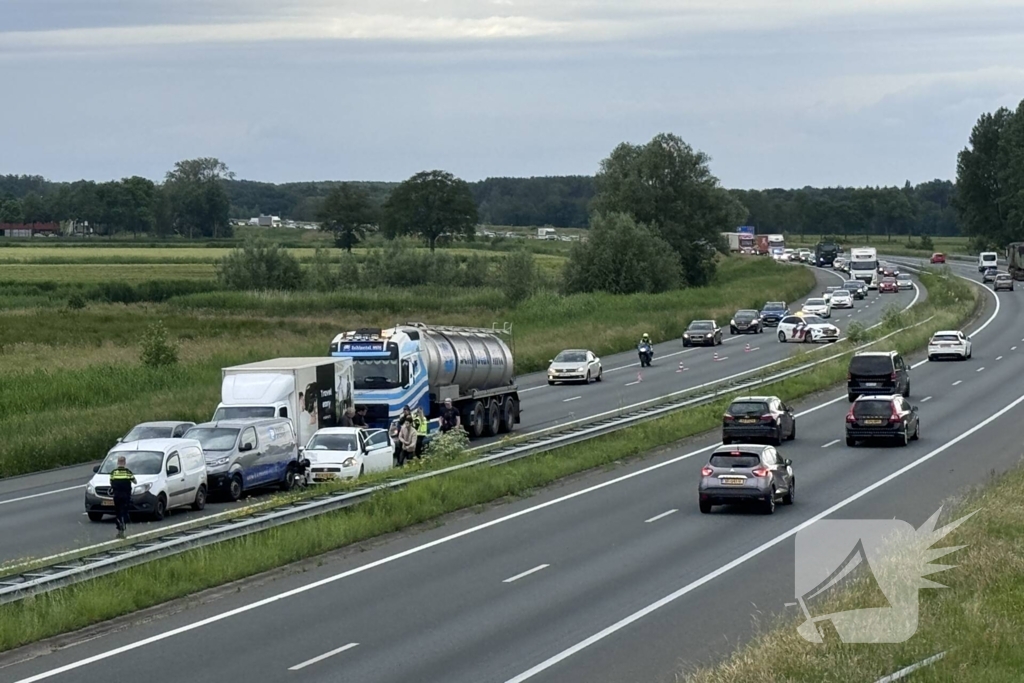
3, 0, 1024, 188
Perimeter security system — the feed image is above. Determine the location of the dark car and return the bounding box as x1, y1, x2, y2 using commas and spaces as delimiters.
982, 267, 998, 283
722, 396, 795, 446
847, 351, 910, 402
843, 280, 867, 299
845, 395, 920, 447
930, 253, 946, 264
878, 277, 899, 293
730, 309, 763, 335
993, 273, 1014, 291
683, 320, 722, 346
759, 301, 789, 327
698, 444, 795, 515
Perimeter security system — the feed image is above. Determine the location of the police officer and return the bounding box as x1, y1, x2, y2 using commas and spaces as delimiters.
109, 456, 136, 539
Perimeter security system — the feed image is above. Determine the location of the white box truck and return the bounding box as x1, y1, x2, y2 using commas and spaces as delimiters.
214, 358, 355, 448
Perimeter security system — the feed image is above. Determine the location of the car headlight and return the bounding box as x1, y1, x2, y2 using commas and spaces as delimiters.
207, 456, 230, 468
342, 457, 357, 468
86, 483, 96, 495
683, 333, 690, 338
133, 483, 152, 496
730, 319, 736, 326
577, 367, 585, 373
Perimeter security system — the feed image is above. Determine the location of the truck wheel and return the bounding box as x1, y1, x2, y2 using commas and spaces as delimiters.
484, 400, 501, 437
499, 397, 518, 433
464, 401, 485, 439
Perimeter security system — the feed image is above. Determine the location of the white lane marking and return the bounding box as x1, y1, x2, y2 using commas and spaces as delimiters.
503, 564, 550, 584
0, 485, 85, 506
644, 509, 678, 523
952, 380, 963, 386
873, 651, 947, 683
821, 439, 840, 448
503, 391, 1024, 683
520, 386, 546, 393
997, 356, 1003, 361
921, 396, 933, 402
11, 392, 856, 683
563, 396, 581, 403
1012, 346, 1018, 351
977, 367, 985, 372
625, 380, 641, 387
288, 643, 359, 671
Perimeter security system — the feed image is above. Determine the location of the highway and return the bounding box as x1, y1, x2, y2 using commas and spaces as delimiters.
0, 264, 917, 567
7, 259, 1004, 683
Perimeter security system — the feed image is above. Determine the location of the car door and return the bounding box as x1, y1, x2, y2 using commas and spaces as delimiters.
362, 429, 394, 473
238, 426, 261, 487
894, 355, 908, 393
184, 446, 204, 499
587, 351, 600, 376
776, 399, 795, 437
164, 452, 187, 507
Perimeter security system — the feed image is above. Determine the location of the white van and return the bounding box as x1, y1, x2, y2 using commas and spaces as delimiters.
979, 252, 998, 272
85, 439, 207, 521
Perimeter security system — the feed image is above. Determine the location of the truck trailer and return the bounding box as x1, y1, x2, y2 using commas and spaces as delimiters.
721, 232, 741, 252
214, 358, 355, 449
1007, 243, 1024, 280
329, 323, 520, 439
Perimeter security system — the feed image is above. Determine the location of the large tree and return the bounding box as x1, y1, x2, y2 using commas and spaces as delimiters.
318, 183, 376, 252
593, 133, 745, 286
164, 157, 233, 239
955, 106, 1016, 249
381, 170, 478, 251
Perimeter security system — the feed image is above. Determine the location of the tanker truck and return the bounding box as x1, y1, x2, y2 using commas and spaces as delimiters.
328, 322, 520, 439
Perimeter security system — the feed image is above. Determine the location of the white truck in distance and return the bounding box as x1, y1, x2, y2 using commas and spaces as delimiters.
214, 358, 355, 449
849, 247, 879, 288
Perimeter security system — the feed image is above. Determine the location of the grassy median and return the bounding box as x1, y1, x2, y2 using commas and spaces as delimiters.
0, 270, 977, 653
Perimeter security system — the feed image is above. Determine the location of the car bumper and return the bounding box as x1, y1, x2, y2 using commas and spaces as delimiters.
731, 325, 758, 333
699, 483, 772, 503
308, 465, 361, 482
723, 425, 777, 440
995, 285, 1013, 290
760, 318, 781, 326
848, 384, 898, 397
928, 346, 966, 358
84, 491, 161, 514
548, 373, 587, 382
832, 301, 853, 308
683, 337, 717, 345
847, 425, 904, 439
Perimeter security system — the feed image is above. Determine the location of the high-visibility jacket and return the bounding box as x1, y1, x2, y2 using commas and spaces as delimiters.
109, 467, 136, 498
415, 416, 428, 435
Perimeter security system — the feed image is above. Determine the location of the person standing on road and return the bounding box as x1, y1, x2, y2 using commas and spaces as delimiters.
109, 456, 136, 539
398, 418, 418, 467
440, 398, 460, 434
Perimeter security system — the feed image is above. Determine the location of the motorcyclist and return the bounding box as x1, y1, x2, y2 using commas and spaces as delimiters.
639, 333, 651, 348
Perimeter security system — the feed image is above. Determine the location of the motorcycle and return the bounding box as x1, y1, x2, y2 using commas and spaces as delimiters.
637, 342, 653, 367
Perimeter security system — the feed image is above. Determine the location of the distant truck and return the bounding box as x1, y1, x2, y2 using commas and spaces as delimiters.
537, 227, 556, 239
214, 358, 355, 449
755, 235, 770, 255
329, 323, 521, 439
849, 247, 879, 287
1007, 243, 1024, 280
814, 241, 840, 267
721, 232, 741, 252
767, 234, 785, 250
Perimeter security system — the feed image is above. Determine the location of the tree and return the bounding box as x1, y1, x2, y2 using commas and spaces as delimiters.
497, 249, 537, 305
165, 157, 233, 239
381, 170, 478, 251
216, 239, 303, 290
563, 212, 681, 295
119, 176, 158, 236
318, 184, 376, 251
593, 133, 744, 286
955, 107, 1014, 249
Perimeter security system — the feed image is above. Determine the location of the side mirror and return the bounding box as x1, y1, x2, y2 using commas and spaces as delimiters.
548, 359, 553, 364
298, 446, 305, 455
116, 438, 123, 443
93, 465, 100, 473
785, 459, 793, 466
167, 465, 180, 476
911, 406, 918, 412
401, 360, 411, 388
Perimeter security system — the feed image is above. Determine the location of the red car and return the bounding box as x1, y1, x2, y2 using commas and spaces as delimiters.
879, 277, 899, 293
930, 253, 946, 264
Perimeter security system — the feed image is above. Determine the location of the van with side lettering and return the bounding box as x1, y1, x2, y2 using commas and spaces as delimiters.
184, 418, 299, 501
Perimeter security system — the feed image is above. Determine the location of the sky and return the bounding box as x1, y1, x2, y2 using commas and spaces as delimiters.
3, 0, 1024, 189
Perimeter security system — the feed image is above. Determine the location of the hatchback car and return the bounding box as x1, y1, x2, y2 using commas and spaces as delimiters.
896, 274, 913, 290
830, 289, 854, 308
878, 277, 899, 293
302, 427, 394, 482
927, 330, 972, 361
982, 267, 999, 283
683, 320, 722, 346
993, 273, 1014, 291
847, 351, 910, 401
730, 309, 763, 335
930, 253, 946, 264
843, 280, 867, 299
845, 395, 920, 447
801, 297, 832, 318
759, 301, 789, 327
698, 444, 795, 515
722, 396, 796, 446
547, 349, 603, 384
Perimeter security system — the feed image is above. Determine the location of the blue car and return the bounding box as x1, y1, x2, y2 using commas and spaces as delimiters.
759, 302, 790, 327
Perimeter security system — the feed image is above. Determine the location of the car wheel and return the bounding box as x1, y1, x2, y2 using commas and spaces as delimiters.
280, 465, 295, 492
228, 475, 243, 502
778, 331, 786, 343
548, 380, 555, 386
846, 437, 856, 447
683, 340, 690, 347
730, 327, 737, 335
783, 479, 795, 505
773, 427, 783, 447
152, 494, 167, 521
87, 511, 105, 522
912, 421, 920, 441
788, 421, 796, 440
191, 485, 207, 511
967, 349, 972, 359
763, 488, 777, 515
903, 382, 910, 398
899, 430, 909, 447
585, 371, 591, 384
699, 500, 713, 514
848, 394, 856, 403
596, 368, 603, 382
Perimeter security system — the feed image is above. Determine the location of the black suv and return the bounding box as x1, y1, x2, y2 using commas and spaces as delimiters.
847, 351, 910, 402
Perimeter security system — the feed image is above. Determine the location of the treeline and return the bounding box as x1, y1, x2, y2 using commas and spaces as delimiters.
955, 99, 1024, 249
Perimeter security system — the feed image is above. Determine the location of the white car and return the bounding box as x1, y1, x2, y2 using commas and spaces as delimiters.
896, 274, 913, 290
547, 349, 603, 384
302, 427, 394, 482
830, 289, 854, 308
777, 314, 840, 343
927, 330, 972, 361
801, 297, 832, 318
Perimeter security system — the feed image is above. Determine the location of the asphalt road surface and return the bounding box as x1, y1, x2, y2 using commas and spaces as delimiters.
6, 259, 1007, 683
0, 265, 918, 567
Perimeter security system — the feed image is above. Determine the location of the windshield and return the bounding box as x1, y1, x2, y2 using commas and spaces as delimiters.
122, 425, 172, 441
728, 401, 768, 416
799, 315, 826, 325
184, 427, 239, 451
710, 454, 761, 468
853, 400, 894, 417
99, 451, 164, 475
850, 261, 876, 271
306, 433, 358, 451
353, 358, 401, 390
849, 356, 894, 375
931, 334, 961, 343
805, 299, 826, 307
734, 311, 757, 320
554, 351, 587, 363
764, 302, 785, 311
843, 282, 861, 290
832, 290, 850, 297
213, 406, 274, 420
689, 322, 713, 330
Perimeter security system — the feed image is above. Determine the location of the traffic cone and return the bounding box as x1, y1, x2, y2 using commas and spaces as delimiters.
637, 371, 643, 383
745, 343, 751, 352
676, 362, 686, 373
713, 352, 719, 361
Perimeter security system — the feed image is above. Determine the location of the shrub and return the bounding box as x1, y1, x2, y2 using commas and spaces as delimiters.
881, 303, 904, 330
139, 321, 178, 368
920, 234, 934, 250
216, 239, 303, 290
846, 320, 867, 344
498, 249, 537, 305
66, 293, 86, 310
424, 428, 469, 460
306, 247, 340, 292
336, 252, 361, 288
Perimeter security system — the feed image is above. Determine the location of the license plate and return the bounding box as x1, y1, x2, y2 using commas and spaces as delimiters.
739, 418, 758, 424
721, 477, 745, 486
864, 419, 884, 425
313, 473, 334, 481
101, 499, 114, 506
864, 382, 878, 387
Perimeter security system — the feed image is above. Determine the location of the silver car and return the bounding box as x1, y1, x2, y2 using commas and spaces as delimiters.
184, 418, 299, 501
698, 444, 795, 515
547, 349, 603, 385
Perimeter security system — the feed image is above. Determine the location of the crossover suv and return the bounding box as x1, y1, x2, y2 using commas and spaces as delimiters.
847, 351, 910, 402
845, 395, 920, 447
993, 273, 1014, 291
759, 302, 789, 327
698, 444, 795, 515
927, 330, 972, 361
722, 396, 796, 446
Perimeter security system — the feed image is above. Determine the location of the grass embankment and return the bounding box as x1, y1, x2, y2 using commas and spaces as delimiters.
682, 460, 1024, 682
0, 270, 977, 653
0, 258, 814, 477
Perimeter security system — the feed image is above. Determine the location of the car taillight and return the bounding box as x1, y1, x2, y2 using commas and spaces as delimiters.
723, 414, 734, 422
760, 413, 775, 423
751, 466, 770, 478
890, 406, 902, 423
701, 465, 714, 477
846, 411, 857, 423
890, 372, 898, 381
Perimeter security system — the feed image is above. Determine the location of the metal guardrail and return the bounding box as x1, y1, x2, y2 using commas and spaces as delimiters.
0, 314, 936, 605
